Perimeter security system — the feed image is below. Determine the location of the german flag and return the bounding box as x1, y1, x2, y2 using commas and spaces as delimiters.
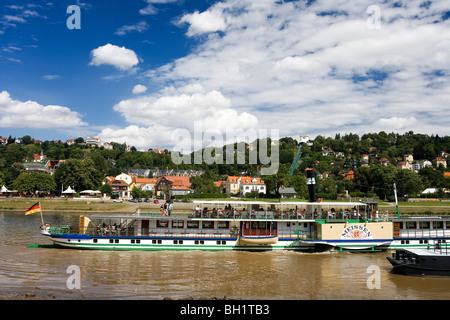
25, 202, 41, 215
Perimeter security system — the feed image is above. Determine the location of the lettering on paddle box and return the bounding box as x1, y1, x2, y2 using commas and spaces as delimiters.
341, 225, 373, 240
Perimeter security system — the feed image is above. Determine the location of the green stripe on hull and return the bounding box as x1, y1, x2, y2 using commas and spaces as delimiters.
52, 240, 306, 251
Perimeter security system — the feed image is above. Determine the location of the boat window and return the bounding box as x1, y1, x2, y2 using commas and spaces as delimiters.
218, 221, 229, 229
420, 221, 430, 229
187, 221, 199, 228
93, 239, 98, 243
251, 221, 269, 229
406, 221, 416, 229
157, 220, 169, 228
172, 220, 184, 228
202, 221, 214, 229
435, 221, 443, 229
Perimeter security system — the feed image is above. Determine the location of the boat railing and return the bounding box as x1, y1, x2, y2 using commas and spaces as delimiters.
133, 209, 370, 221
428, 240, 449, 255
242, 229, 277, 237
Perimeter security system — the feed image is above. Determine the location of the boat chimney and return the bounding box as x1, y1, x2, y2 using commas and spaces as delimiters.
306, 168, 316, 202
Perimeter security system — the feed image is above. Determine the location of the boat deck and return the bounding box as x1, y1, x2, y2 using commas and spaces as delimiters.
405, 248, 450, 256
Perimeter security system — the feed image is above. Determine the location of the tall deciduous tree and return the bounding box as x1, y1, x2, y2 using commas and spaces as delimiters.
395, 169, 424, 197
13, 172, 56, 194
54, 158, 102, 192
369, 164, 397, 200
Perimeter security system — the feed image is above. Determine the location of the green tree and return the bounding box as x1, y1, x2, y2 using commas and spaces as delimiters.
54, 158, 102, 192
287, 174, 307, 199
3, 162, 25, 188
13, 172, 56, 194
263, 164, 289, 198
353, 166, 372, 193
395, 169, 424, 197
99, 183, 113, 196
370, 165, 397, 199
5, 144, 23, 165
131, 186, 142, 199
190, 175, 218, 193
13, 173, 34, 194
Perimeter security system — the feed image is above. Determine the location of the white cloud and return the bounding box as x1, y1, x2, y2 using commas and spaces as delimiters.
102, 89, 258, 150
103, 0, 450, 149
148, 0, 450, 139
113, 89, 257, 131
99, 125, 171, 150
179, 8, 227, 37
115, 21, 149, 36
132, 84, 148, 94
0, 91, 86, 128
89, 44, 140, 71
3, 15, 26, 23
139, 0, 178, 15
42, 74, 60, 80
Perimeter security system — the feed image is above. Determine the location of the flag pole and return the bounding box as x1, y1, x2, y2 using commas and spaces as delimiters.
39, 201, 45, 227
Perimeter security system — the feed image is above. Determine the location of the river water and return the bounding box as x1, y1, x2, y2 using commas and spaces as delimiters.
1, 211, 449, 301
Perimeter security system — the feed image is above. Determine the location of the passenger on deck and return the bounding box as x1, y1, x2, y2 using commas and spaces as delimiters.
195, 205, 201, 217
168, 203, 173, 216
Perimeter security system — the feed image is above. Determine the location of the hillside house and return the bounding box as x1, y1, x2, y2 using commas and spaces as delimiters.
436, 157, 447, 168
240, 177, 266, 195
225, 176, 240, 195
278, 186, 297, 198
154, 176, 191, 197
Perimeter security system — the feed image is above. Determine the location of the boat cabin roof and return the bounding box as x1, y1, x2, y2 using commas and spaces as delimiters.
193, 200, 367, 206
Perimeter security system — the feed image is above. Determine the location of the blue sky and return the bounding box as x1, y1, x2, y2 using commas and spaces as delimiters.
0, 0, 449, 150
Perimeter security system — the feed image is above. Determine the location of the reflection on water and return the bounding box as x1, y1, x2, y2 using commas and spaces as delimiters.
1, 211, 450, 300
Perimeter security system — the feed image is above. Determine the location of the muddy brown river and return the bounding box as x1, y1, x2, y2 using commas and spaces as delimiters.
1, 211, 449, 301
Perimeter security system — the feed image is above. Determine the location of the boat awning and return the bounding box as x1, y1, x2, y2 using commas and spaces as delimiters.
192, 200, 368, 206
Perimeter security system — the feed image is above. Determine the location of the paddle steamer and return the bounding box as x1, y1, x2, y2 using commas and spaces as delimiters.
40, 199, 450, 252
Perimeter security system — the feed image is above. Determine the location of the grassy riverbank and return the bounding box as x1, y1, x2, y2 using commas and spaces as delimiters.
1, 197, 449, 216
0, 198, 142, 213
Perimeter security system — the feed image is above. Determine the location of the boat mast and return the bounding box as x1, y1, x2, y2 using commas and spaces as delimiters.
393, 183, 400, 218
